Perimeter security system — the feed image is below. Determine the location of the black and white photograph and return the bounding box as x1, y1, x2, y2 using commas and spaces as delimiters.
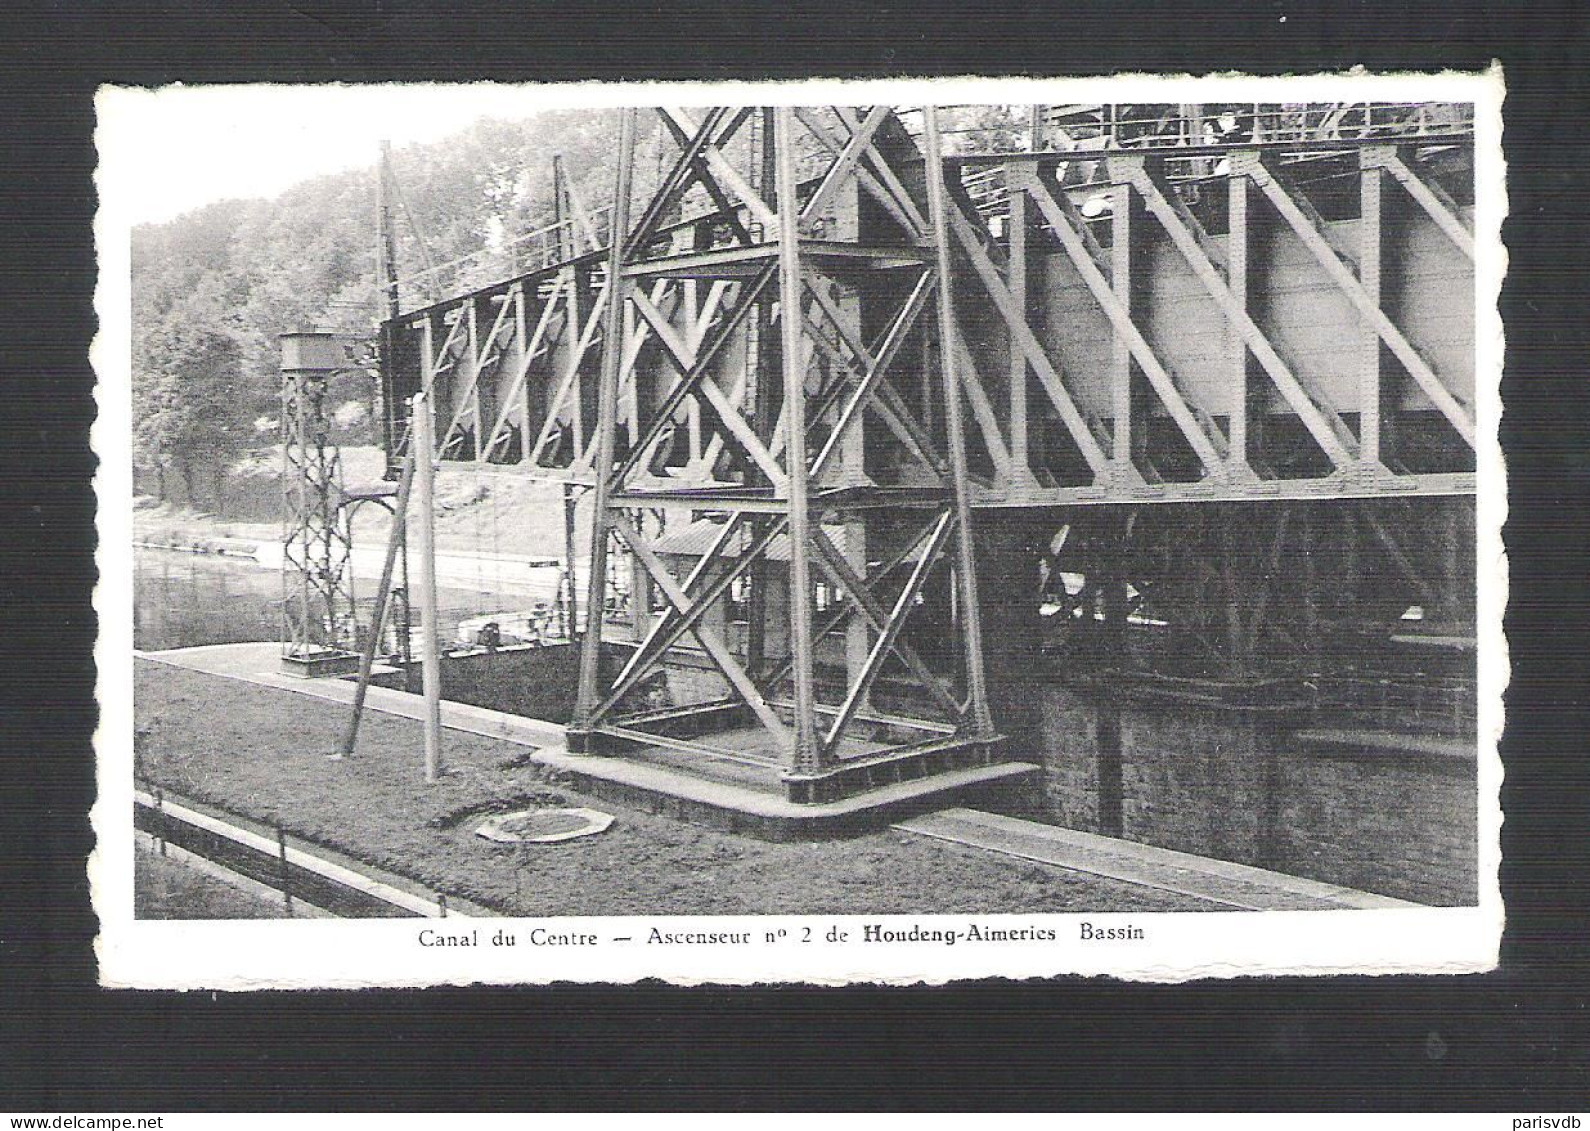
92, 75, 1505, 986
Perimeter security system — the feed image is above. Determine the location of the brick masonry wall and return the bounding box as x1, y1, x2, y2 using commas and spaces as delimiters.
1274, 750, 1477, 906
1118, 701, 1271, 872
1028, 687, 1101, 830
662, 657, 732, 706
382, 642, 581, 723
1001, 680, 1479, 906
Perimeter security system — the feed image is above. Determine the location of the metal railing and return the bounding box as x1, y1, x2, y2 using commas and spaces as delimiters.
394, 102, 1476, 307
949, 101, 1475, 220
918, 101, 1474, 151
395, 204, 616, 303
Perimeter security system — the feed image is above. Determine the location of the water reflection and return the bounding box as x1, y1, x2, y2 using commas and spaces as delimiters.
134, 550, 281, 651
133, 548, 506, 653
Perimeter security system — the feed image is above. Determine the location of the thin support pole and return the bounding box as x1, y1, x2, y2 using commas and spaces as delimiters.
507, 284, 528, 458
747, 112, 776, 678
338, 447, 415, 757
774, 106, 821, 775
1111, 180, 1134, 474
923, 105, 993, 736
467, 301, 483, 459
399, 527, 412, 668
377, 141, 401, 323
1097, 523, 1127, 837
630, 511, 651, 643
1227, 167, 1250, 471
1007, 181, 1029, 478
562, 483, 578, 641
553, 153, 567, 262
412, 393, 443, 782
1359, 157, 1384, 468
571, 107, 637, 752
844, 517, 869, 707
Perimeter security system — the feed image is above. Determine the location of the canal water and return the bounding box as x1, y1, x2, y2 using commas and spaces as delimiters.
133, 546, 517, 652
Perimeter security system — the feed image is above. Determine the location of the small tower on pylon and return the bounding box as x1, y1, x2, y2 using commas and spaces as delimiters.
279, 331, 360, 676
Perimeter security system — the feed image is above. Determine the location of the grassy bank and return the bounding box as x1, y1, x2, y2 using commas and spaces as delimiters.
135, 849, 294, 919
133, 660, 1206, 917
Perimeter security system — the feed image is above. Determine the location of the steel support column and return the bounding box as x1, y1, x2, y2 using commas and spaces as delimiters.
1227, 165, 1251, 473
774, 104, 822, 774
1359, 154, 1385, 469
568, 107, 637, 753
923, 105, 993, 735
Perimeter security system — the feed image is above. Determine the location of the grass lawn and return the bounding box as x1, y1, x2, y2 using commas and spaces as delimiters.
133, 660, 1208, 917
135, 849, 293, 919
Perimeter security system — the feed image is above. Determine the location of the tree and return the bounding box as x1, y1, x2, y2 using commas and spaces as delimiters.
132, 310, 246, 508
941, 105, 1028, 155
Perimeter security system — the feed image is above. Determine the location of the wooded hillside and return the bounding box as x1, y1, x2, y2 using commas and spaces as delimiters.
129, 106, 624, 508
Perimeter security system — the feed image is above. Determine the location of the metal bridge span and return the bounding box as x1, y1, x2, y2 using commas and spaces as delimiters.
373, 103, 1479, 804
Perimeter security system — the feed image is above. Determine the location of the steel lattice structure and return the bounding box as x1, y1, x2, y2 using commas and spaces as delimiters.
280, 335, 359, 671
551, 106, 1000, 802
942, 132, 1476, 506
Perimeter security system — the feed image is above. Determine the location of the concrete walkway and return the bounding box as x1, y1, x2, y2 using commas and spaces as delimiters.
894, 808, 1420, 911
135, 642, 564, 749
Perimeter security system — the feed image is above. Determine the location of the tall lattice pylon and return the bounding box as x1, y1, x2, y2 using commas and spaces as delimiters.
568, 105, 1000, 803
280, 333, 359, 674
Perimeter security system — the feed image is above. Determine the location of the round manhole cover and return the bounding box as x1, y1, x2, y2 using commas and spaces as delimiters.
475, 807, 614, 844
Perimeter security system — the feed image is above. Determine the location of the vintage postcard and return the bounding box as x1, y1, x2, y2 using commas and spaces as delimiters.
92, 71, 1506, 987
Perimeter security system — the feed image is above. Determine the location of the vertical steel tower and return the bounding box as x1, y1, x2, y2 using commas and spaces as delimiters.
567, 105, 1001, 803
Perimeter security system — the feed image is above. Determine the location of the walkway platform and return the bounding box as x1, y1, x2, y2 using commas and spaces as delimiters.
136, 643, 564, 749
536, 745, 1039, 841
136, 643, 1040, 840
894, 808, 1420, 911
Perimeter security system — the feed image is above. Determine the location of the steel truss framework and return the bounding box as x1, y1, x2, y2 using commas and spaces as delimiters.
550, 105, 1001, 802
378, 104, 1480, 791
943, 134, 1477, 508
393, 129, 1477, 512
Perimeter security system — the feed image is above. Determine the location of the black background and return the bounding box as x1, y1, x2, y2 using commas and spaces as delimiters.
4, 0, 1588, 1111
